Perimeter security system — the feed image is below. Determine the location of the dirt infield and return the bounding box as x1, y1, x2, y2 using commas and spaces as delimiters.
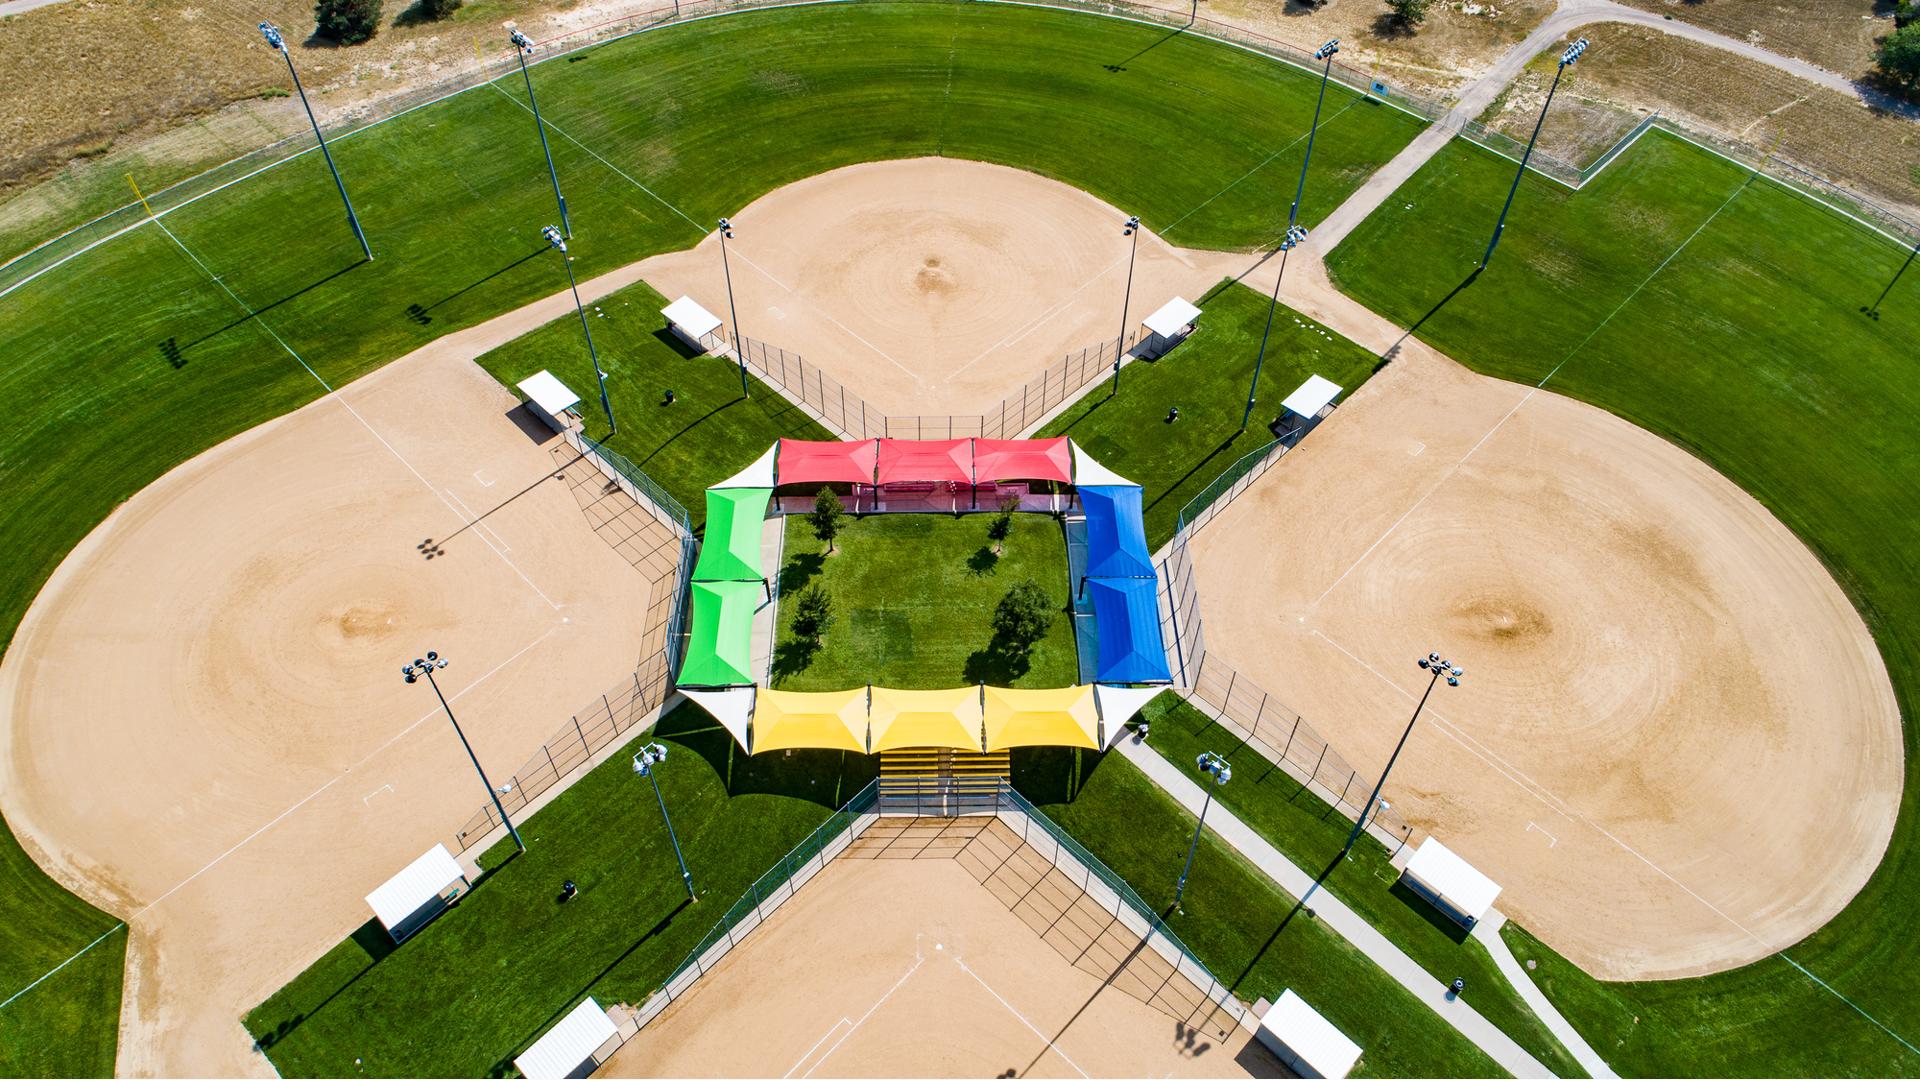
0, 343, 671, 1074
1188, 335, 1902, 980
630, 158, 1248, 417
610, 816, 1277, 1078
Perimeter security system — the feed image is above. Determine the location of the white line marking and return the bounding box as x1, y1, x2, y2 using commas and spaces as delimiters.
445, 489, 511, 554
953, 954, 1090, 1079
727, 247, 920, 380
363, 784, 395, 805
1525, 821, 1558, 848
793, 953, 925, 1078
1160, 96, 1360, 237
0, 924, 126, 1010
474, 469, 495, 488
786, 1018, 851, 1079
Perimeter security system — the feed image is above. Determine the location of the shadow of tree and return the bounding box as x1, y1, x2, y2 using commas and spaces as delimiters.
778, 551, 825, 595
964, 632, 1033, 684
967, 546, 1001, 576
770, 638, 820, 684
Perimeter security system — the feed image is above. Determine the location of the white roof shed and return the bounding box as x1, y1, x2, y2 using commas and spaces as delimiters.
514, 998, 619, 1080
662, 295, 723, 341
517, 370, 581, 420
364, 844, 466, 938
1280, 375, 1342, 420
1402, 837, 1502, 925
1257, 989, 1362, 1078
1141, 297, 1202, 339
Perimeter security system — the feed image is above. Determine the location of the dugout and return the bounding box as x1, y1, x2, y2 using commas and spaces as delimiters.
515, 370, 582, 434
1255, 989, 1363, 1078
1398, 837, 1502, 930
661, 295, 723, 353
1138, 297, 1201, 358
1273, 374, 1343, 439
514, 997, 620, 1080
364, 843, 468, 944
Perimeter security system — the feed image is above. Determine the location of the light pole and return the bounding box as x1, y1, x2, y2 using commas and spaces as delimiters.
1340, 652, 1462, 861
259, 21, 373, 262
509, 27, 570, 240
544, 225, 616, 437
1242, 38, 1338, 432
716, 218, 750, 398
1174, 751, 1232, 910
1482, 37, 1587, 269
634, 743, 696, 902
404, 652, 524, 854
1110, 215, 1141, 398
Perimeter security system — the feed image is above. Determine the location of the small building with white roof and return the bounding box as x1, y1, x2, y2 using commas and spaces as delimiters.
513, 998, 620, 1080
516, 370, 582, 434
1139, 296, 1202, 358
364, 843, 468, 944
1272, 374, 1343, 437
1399, 837, 1502, 929
1255, 989, 1363, 1078
661, 295, 723, 353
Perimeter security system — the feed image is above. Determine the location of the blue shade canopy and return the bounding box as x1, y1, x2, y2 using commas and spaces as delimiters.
1086, 576, 1172, 684
1080, 485, 1154, 579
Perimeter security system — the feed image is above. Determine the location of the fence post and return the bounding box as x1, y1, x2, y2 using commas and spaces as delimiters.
1311, 740, 1328, 782
544, 744, 559, 782
573, 715, 589, 757
1280, 714, 1301, 759
1250, 694, 1265, 742
1336, 768, 1356, 807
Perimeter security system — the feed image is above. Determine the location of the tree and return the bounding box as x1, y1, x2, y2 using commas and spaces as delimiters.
790, 587, 834, 642
1898, 2, 1918, 30
1878, 24, 1920, 89
416, 0, 461, 19
985, 494, 1019, 549
314, 0, 383, 43
991, 579, 1055, 650
809, 487, 846, 553
1385, 0, 1431, 29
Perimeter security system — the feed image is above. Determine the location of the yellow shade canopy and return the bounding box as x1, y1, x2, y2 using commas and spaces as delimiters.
983, 686, 1098, 751
868, 686, 985, 752
751, 688, 870, 754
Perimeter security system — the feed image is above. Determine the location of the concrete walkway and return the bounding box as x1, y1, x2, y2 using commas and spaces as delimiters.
1477, 915, 1619, 1078
1115, 737, 1556, 1079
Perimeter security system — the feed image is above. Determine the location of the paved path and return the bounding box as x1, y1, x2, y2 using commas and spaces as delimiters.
1477, 915, 1619, 1078
1310, 0, 1914, 253
1115, 736, 1556, 1078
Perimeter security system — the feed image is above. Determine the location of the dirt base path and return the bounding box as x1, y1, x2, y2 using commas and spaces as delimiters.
629, 158, 1249, 417
610, 817, 1275, 1078
1187, 253, 1902, 980
0, 339, 662, 1074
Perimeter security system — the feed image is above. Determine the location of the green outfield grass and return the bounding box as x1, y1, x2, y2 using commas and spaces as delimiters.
474, 279, 831, 522
1038, 279, 1380, 549
770, 511, 1077, 690
1018, 748, 1505, 1078
0, 6, 1427, 1068
246, 703, 875, 1077
1132, 692, 1583, 1076
1327, 129, 1920, 1075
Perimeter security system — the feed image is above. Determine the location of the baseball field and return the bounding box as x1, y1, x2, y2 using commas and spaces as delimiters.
0, 0, 1914, 1076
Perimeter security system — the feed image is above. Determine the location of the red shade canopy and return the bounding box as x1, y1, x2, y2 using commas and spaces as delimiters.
776, 438, 878, 486
876, 439, 974, 485
972, 437, 1072, 484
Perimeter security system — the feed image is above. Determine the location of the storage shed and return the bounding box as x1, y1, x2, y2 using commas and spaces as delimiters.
1255, 989, 1363, 1078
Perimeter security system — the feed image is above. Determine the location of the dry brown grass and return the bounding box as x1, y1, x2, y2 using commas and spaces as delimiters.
1480, 20, 1920, 220
1202, 0, 1556, 97
1611, 0, 1893, 78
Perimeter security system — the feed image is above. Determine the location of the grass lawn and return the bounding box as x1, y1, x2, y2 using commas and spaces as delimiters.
247, 703, 876, 1077
0, 6, 1424, 1062
474, 278, 830, 523
771, 512, 1077, 690
1017, 748, 1505, 1078
1327, 129, 1920, 1075
1038, 279, 1381, 549
1134, 692, 1584, 1077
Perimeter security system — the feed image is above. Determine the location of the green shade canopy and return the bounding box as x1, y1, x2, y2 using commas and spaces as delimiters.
692, 487, 772, 582
677, 579, 761, 687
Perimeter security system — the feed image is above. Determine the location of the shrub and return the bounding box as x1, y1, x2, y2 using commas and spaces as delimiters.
808, 488, 846, 552
1385, 0, 1431, 29
314, 0, 383, 44
991, 579, 1055, 650
986, 494, 1019, 545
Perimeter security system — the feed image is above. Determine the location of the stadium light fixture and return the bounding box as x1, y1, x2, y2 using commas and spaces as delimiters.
403, 651, 525, 854
259, 20, 373, 262
1240, 39, 1338, 432
544, 224, 617, 437
1338, 651, 1463, 861
508, 26, 571, 240
1174, 750, 1232, 910
634, 742, 696, 902
1481, 37, 1589, 268
1109, 215, 1141, 399
717, 218, 751, 398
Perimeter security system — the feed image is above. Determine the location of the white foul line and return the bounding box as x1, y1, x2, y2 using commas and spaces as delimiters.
953, 954, 1090, 1079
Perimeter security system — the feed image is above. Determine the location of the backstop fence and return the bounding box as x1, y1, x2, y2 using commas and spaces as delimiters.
735, 328, 1136, 442
629, 779, 1251, 1038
